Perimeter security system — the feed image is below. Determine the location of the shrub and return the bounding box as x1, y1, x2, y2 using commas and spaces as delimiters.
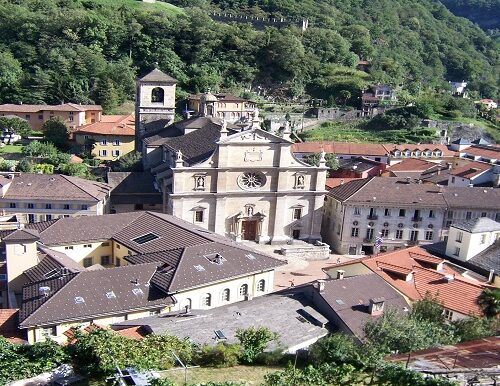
58, 163, 89, 178
0, 159, 17, 171
16, 158, 33, 172
194, 343, 241, 368
22, 141, 58, 157
33, 163, 55, 174
309, 333, 360, 365
44, 152, 71, 166
235, 327, 278, 364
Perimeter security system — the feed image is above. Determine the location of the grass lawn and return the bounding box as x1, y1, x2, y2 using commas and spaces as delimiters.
160, 365, 284, 385
300, 121, 438, 144
92, 0, 184, 15
0, 144, 24, 154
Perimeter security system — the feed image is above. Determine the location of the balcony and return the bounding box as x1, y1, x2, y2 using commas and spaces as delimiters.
411, 217, 422, 222
367, 215, 378, 220
363, 238, 375, 243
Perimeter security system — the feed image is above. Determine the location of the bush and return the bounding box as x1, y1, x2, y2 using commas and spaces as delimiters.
42, 117, 70, 150
309, 333, 360, 365
22, 141, 58, 157
44, 152, 72, 166
235, 327, 278, 364
33, 163, 55, 174
0, 159, 17, 171
194, 343, 241, 368
16, 158, 33, 172
58, 163, 89, 178
114, 151, 143, 172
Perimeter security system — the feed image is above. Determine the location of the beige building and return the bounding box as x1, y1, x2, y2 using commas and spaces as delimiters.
73, 114, 135, 160
2, 211, 283, 343
445, 218, 500, 263
0, 103, 102, 131
187, 92, 257, 123
323, 177, 500, 255
138, 71, 328, 244
0, 173, 111, 224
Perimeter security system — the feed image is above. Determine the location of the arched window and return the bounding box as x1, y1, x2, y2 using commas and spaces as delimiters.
151, 87, 164, 103
221, 288, 230, 302
257, 279, 265, 292
201, 293, 211, 307
182, 298, 192, 311
239, 284, 248, 297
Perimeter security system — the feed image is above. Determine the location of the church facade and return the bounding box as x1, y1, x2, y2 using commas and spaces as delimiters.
137, 69, 327, 244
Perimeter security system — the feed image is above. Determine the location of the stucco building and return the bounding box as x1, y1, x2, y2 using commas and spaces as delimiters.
187, 92, 256, 123
0, 103, 102, 131
73, 114, 135, 160
137, 69, 328, 244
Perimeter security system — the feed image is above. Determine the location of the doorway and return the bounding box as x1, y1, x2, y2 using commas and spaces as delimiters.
241, 220, 257, 241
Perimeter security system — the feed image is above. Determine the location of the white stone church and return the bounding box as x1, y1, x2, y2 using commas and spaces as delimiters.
136, 68, 327, 244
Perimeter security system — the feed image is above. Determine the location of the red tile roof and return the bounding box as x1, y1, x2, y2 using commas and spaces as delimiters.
114, 326, 148, 340
351, 246, 488, 316
387, 158, 438, 172
325, 177, 364, 189
74, 114, 135, 136
0, 103, 101, 113
0, 309, 26, 343
449, 161, 492, 179
460, 145, 500, 160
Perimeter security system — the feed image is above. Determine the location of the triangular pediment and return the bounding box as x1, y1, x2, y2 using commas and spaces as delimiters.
218, 128, 292, 144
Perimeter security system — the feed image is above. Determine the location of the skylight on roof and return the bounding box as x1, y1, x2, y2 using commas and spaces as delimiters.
245, 254, 256, 260
194, 265, 205, 272
335, 299, 345, 305
132, 232, 159, 245
204, 253, 226, 265
132, 288, 144, 296
106, 291, 116, 299
75, 296, 85, 304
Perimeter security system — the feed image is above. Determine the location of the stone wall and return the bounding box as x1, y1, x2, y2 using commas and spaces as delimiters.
210, 13, 309, 31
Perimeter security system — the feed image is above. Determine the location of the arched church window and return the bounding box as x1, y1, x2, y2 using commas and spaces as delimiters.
151, 87, 164, 103
295, 174, 305, 189
194, 175, 206, 191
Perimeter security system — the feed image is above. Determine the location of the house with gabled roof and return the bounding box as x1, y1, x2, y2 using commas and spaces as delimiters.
325, 246, 491, 321
3, 211, 285, 343
0, 173, 112, 224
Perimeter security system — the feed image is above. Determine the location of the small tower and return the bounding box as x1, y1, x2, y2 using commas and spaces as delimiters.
200, 90, 218, 117
135, 68, 177, 145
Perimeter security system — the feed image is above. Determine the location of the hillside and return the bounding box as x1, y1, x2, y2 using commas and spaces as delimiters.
0, 0, 498, 113
440, 0, 500, 30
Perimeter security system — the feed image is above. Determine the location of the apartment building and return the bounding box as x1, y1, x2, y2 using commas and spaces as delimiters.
0, 103, 102, 131
73, 114, 135, 160
2, 211, 284, 343
187, 92, 257, 123
323, 177, 500, 255
0, 173, 111, 224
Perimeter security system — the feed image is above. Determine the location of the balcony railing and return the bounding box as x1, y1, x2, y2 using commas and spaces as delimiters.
367, 215, 378, 220
411, 217, 422, 222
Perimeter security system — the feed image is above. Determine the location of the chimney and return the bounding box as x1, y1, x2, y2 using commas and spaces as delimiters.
336, 270, 345, 280
369, 297, 385, 316
315, 279, 326, 292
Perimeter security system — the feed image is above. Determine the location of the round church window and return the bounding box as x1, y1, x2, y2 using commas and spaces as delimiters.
238, 172, 265, 190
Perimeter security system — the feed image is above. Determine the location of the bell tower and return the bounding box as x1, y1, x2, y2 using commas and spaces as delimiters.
135, 68, 177, 145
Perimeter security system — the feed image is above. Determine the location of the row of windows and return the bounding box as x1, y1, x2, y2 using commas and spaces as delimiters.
199, 280, 266, 307
355, 207, 435, 219
447, 211, 497, 220
393, 150, 443, 158
82, 256, 120, 267
193, 208, 303, 223
351, 227, 433, 241
98, 149, 121, 157
9, 203, 88, 210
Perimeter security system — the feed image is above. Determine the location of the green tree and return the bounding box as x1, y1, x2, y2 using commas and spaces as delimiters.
452, 315, 499, 342
235, 327, 277, 364
16, 159, 33, 172
114, 151, 143, 172
303, 153, 339, 170
42, 118, 70, 150
411, 292, 446, 324
0, 117, 32, 138
477, 288, 500, 318
309, 333, 360, 365
58, 163, 89, 178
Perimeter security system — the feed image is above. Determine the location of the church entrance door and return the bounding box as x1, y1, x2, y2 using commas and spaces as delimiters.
241, 220, 257, 241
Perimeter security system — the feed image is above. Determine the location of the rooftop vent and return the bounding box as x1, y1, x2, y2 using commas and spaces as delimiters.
444, 274, 454, 283
194, 265, 205, 272
74, 296, 85, 304
132, 232, 159, 245
39, 286, 51, 297
335, 299, 345, 305
245, 253, 256, 260
106, 291, 116, 299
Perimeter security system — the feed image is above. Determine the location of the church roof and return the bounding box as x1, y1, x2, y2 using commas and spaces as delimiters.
139, 68, 177, 83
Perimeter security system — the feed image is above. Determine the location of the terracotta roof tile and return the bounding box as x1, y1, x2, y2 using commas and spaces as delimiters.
74, 114, 135, 136
448, 161, 492, 178
325, 177, 364, 189
387, 158, 438, 172
460, 145, 500, 160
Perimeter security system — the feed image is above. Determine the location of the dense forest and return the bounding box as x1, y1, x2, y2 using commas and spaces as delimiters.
440, 0, 500, 30
0, 0, 498, 113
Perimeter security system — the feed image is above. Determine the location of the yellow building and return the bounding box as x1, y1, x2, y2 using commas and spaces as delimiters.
187, 92, 256, 123
0, 103, 102, 131
73, 114, 135, 160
